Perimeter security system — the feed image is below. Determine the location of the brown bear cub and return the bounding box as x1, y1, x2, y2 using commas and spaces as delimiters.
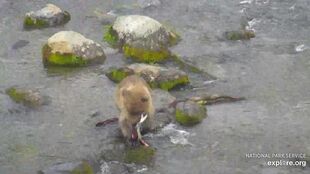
115, 75, 155, 145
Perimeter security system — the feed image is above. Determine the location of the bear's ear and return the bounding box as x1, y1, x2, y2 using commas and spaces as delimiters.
122, 89, 131, 97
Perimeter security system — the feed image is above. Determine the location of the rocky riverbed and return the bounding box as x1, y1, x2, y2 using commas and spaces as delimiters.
0, 0, 310, 174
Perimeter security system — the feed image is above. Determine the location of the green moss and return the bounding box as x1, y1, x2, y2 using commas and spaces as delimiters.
123, 44, 170, 63
105, 67, 134, 83
6, 88, 27, 103
23, 16, 49, 29
5, 87, 42, 108
71, 161, 94, 174
175, 108, 205, 126
124, 147, 155, 164
225, 30, 255, 40
42, 44, 87, 67
157, 75, 189, 90
103, 25, 119, 47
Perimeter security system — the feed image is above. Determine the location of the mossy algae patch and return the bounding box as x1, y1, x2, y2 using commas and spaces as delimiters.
123, 44, 170, 63
103, 25, 119, 47
42, 44, 87, 67
105, 67, 134, 83
124, 147, 155, 164
225, 30, 255, 40
175, 101, 207, 126
6, 87, 45, 108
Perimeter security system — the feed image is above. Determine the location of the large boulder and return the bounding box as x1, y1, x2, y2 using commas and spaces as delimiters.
175, 101, 207, 126
6, 87, 46, 108
24, 4, 70, 29
104, 15, 179, 63
106, 63, 189, 90
42, 31, 106, 67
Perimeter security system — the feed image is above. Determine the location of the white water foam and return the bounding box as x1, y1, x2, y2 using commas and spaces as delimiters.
160, 123, 193, 145
295, 44, 306, 52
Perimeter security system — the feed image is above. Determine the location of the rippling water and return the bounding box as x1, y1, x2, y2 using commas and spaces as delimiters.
0, 0, 309, 174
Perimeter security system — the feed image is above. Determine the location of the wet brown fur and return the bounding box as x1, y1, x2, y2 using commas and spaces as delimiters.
115, 75, 155, 139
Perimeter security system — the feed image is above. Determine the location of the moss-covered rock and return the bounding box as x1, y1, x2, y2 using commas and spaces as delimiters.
124, 147, 156, 164
6, 87, 45, 108
43, 31, 106, 67
105, 63, 189, 90
39, 161, 94, 174
122, 44, 170, 63
103, 25, 119, 47
105, 67, 135, 83
224, 30, 255, 40
175, 101, 207, 126
104, 15, 180, 63
23, 4, 70, 29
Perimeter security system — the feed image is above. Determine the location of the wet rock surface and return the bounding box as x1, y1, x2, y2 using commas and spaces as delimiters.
24, 4, 70, 29
106, 63, 189, 90
43, 31, 106, 66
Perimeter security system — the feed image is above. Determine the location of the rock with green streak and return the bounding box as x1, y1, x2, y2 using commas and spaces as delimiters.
105, 63, 190, 90
104, 15, 180, 63
43, 31, 106, 67
105, 67, 135, 83
224, 30, 255, 40
175, 101, 207, 126
24, 4, 70, 29
124, 147, 156, 164
39, 161, 94, 174
6, 87, 45, 108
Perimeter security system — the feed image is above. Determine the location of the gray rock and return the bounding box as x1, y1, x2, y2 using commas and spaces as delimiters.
24, 4, 70, 29
175, 101, 207, 126
106, 63, 189, 90
42, 31, 106, 67
5, 87, 46, 108
104, 15, 179, 63
38, 161, 94, 174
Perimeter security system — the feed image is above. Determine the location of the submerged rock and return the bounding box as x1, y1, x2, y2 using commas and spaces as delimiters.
106, 63, 189, 90
42, 31, 106, 67
224, 30, 255, 40
39, 161, 94, 174
124, 147, 156, 164
100, 161, 131, 174
104, 15, 180, 63
24, 4, 70, 29
175, 101, 207, 126
6, 87, 46, 108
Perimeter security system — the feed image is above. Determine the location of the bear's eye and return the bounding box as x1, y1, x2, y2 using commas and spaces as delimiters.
141, 97, 148, 102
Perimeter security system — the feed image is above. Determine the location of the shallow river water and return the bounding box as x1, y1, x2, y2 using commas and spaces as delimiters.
0, 0, 309, 174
